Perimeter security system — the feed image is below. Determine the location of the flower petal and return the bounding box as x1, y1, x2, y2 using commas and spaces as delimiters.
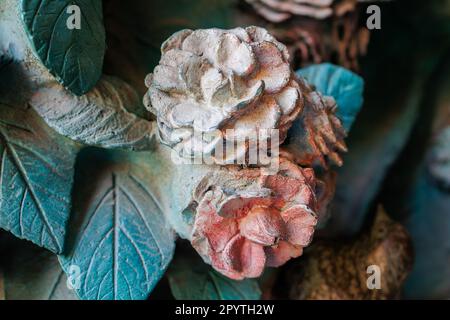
161, 29, 193, 53
239, 206, 286, 245
212, 234, 266, 280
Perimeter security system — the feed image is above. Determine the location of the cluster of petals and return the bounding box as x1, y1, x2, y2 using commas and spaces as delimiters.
144, 26, 303, 163
191, 158, 318, 279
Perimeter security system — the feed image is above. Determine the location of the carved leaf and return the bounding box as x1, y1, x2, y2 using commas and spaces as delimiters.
167, 252, 261, 300
60, 148, 175, 300
297, 63, 364, 132
29, 76, 157, 150
0, 104, 79, 254
21, 0, 106, 95
104, 0, 237, 93
1, 238, 77, 300
0, 253, 4, 300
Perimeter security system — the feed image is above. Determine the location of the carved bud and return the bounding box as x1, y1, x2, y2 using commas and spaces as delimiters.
144, 26, 304, 164
189, 158, 318, 280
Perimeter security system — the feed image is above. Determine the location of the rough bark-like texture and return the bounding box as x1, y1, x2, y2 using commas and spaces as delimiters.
145, 26, 347, 168
286, 207, 413, 299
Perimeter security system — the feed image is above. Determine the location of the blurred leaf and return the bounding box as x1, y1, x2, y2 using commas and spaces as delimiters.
0, 54, 11, 71
167, 250, 261, 300
60, 148, 175, 300
297, 63, 364, 132
402, 161, 450, 299
380, 47, 450, 299
0, 104, 79, 253
320, 78, 423, 238
2, 239, 77, 300
21, 0, 105, 95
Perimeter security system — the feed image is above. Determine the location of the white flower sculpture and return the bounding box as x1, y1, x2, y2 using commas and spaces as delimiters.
144, 26, 304, 164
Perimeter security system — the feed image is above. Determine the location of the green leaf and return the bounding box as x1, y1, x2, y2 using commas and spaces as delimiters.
1, 238, 77, 300
60, 148, 175, 300
297, 63, 364, 132
21, 0, 105, 95
0, 104, 79, 254
167, 250, 261, 300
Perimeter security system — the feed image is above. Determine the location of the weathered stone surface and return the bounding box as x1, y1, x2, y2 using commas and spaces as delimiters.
21, 0, 105, 95
60, 148, 176, 300
0, 104, 79, 254
189, 158, 318, 280
0, 0, 156, 151
284, 78, 347, 168
244, 0, 360, 22
29, 76, 158, 150
144, 26, 304, 164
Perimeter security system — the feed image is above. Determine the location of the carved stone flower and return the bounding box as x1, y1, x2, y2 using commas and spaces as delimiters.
190, 158, 318, 280
284, 80, 348, 167
144, 26, 303, 163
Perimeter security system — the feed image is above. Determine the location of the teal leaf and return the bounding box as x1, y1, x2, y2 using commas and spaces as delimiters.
297, 63, 364, 132
1, 238, 77, 300
167, 251, 261, 300
60, 148, 175, 300
0, 104, 79, 254
21, 0, 106, 95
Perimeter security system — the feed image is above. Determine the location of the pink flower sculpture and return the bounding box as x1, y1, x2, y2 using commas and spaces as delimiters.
191, 158, 318, 279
